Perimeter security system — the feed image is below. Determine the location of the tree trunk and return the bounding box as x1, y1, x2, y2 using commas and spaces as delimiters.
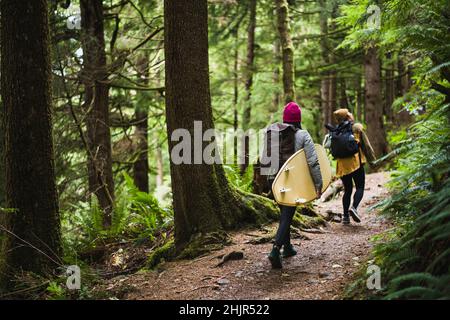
319, 0, 331, 129
133, 54, 150, 193
271, 39, 281, 115
156, 141, 164, 187
328, 69, 337, 113
384, 52, 395, 123
80, 0, 115, 227
395, 59, 413, 125
275, 0, 295, 103
233, 27, 240, 163
339, 78, 349, 109
364, 46, 388, 158
396, 59, 404, 98
0, 0, 61, 287
164, 0, 275, 252
0, 109, 4, 208
328, 3, 338, 116
355, 74, 364, 122
240, 0, 257, 174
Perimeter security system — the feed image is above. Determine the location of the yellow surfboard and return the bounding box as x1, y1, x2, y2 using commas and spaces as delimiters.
272, 144, 332, 206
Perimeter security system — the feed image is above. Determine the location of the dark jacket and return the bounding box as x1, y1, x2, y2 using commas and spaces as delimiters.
261, 123, 323, 192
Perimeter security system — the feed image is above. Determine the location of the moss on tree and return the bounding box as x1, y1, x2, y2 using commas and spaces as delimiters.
145, 186, 327, 268
146, 239, 176, 269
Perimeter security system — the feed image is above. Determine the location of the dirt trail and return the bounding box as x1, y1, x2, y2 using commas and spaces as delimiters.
103, 172, 391, 300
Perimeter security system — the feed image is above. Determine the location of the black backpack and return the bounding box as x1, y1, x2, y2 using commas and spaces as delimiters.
325, 121, 359, 159
259, 123, 298, 195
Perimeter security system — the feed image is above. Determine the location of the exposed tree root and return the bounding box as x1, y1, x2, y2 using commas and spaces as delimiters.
146, 189, 325, 268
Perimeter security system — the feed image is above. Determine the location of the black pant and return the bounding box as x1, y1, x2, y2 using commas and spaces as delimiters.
274, 205, 296, 247
341, 165, 365, 217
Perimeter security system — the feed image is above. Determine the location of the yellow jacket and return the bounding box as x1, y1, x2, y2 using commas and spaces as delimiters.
336, 123, 375, 177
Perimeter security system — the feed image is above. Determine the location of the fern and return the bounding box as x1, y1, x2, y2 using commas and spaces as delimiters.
61, 172, 173, 250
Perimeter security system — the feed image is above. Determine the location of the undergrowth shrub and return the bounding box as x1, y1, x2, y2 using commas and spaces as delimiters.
355, 94, 450, 299
62, 172, 173, 252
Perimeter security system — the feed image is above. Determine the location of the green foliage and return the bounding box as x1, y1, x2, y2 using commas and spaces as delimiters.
341, 0, 450, 297
223, 164, 254, 193
121, 172, 173, 240
62, 172, 173, 252
364, 96, 450, 299
385, 273, 450, 299
338, 0, 382, 49
46, 281, 67, 300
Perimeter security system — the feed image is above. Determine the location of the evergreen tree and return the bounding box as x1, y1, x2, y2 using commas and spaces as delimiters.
0, 0, 61, 289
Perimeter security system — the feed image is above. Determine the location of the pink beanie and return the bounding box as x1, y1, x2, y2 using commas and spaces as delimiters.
283, 102, 301, 123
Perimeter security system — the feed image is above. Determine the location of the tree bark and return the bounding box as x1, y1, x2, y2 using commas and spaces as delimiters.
0, 109, 4, 208
156, 141, 164, 187
0, 0, 61, 287
339, 78, 349, 109
240, 0, 257, 174
164, 0, 237, 250
80, 0, 115, 227
133, 54, 150, 193
164, 0, 275, 252
271, 39, 281, 115
328, 69, 337, 113
364, 46, 388, 158
384, 52, 394, 123
233, 27, 240, 163
328, 3, 338, 116
275, 0, 295, 103
355, 74, 364, 122
395, 59, 413, 125
319, 0, 331, 129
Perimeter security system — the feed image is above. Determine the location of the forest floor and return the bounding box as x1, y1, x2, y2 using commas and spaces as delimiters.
95, 172, 392, 300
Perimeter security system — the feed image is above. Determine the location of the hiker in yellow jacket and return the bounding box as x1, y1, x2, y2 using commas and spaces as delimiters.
333, 108, 376, 225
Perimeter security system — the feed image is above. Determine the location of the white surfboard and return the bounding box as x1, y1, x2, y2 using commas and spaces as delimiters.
272, 144, 332, 206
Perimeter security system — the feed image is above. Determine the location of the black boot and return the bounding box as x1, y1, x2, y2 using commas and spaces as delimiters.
282, 243, 297, 258
268, 245, 282, 269
342, 214, 350, 225
349, 206, 361, 223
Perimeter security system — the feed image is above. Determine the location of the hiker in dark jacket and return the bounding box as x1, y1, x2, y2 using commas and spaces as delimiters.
265, 102, 323, 269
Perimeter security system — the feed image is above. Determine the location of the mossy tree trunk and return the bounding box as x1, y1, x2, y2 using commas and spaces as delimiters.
339, 78, 349, 109
0, 0, 61, 288
364, 46, 388, 157
240, 0, 257, 174
233, 27, 240, 163
272, 38, 282, 115
275, 0, 295, 104
355, 74, 364, 122
133, 54, 150, 193
327, 3, 338, 115
156, 139, 164, 187
0, 107, 4, 208
319, 0, 331, 129
164, 0, 277, 253
384, 52, 395, 123
80, 0, 115, 227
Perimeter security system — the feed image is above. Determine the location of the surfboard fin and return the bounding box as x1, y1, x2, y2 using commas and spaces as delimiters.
284, 166, 295, 172
295, 198, 307, 204
280, 188, 291, 193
